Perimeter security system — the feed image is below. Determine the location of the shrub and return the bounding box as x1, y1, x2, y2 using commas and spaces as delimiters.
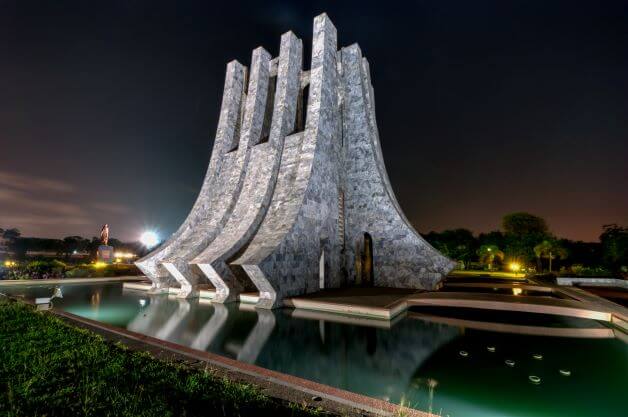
65, 268, 90, 278
558, 264, 614, 277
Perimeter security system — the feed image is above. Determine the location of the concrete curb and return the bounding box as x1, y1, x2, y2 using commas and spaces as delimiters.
0, 276, 145, 286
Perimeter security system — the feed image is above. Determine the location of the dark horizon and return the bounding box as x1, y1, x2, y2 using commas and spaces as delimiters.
1, 0, 627, 243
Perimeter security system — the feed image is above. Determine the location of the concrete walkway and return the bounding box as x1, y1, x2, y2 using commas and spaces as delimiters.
121, 277, 628, 333
0, 276, 145, 286
406, 291, 612, 321
285, 288, 418, 320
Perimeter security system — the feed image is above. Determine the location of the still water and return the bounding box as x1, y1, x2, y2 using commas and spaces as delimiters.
2, 282, 627, 417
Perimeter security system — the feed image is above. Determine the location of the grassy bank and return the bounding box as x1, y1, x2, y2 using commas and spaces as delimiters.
0, 298, 319, 417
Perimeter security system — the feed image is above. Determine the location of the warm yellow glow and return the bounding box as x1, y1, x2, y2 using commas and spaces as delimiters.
512, 288, 523, 296
3, 260, 16, 267
509, 262, 521, 272
114, 252, 136, 259
93, 261, 107, 269
114, 258, 121, 263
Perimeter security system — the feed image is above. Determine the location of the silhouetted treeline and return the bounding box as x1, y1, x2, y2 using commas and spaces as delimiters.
422, 213, 627, 276
0, 228, 147, 261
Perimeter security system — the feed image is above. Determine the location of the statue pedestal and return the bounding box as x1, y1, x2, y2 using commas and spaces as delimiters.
97, 245, 115, 264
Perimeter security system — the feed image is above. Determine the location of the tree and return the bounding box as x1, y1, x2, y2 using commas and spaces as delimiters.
600, 224, 628, 275
87, 237, 102, 260
478, 230, 505, 248
502, 213, 550, 265
534, 240, 567, 273
477, 245, 504, 270
61, 236, 90, 258
502, 213, 549, 236
560, 239, 602, 267
424, 229, 478, 266
2, 228, 23, 258
2, 228, 21, 241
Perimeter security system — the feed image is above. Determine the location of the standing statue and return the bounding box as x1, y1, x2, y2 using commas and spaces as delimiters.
100, 224, 109, 246
97, 224, 114, 264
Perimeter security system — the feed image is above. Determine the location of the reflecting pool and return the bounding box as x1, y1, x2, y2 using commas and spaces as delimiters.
2, 282, 626, 417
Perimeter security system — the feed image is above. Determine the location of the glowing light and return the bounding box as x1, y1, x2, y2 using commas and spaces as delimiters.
512, 288, 523, 296
509, 262, 521, 272
3, 260, 17, 267
93, 261, 107, 269
114, 258, 121, 263
140, 231, 159, 248
139, 299, 147, 307
114, 252, 136, 259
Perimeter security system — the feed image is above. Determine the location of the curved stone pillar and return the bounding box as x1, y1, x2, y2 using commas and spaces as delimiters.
192, 31, 303, 303
339, 44, 455, 289
135, 60, 247, 292
160, 47, 273, 298
234, 14, 342, 308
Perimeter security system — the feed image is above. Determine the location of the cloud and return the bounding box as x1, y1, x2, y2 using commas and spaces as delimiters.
0, 170, 92, 236
0, 188, 86, 217
0, 170, 135, 239
91, 202, 130, 214
0, 170, 74, 193
0, 214, 91, 226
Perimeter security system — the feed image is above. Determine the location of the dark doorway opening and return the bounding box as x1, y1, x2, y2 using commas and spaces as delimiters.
362, 232, 374, 287
294, 83, 309, 133
258, 75, 277, 144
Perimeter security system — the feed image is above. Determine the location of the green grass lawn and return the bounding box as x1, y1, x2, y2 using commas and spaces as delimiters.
0, 298, 320, 417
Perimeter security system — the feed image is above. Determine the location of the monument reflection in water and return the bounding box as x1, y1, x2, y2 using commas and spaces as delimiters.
2, 281, 626, 417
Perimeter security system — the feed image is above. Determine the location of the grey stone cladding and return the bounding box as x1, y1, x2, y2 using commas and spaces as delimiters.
135, 60, 247, 293
191, 31, 303, 303
136, 13, 454, 308
161, 47, 273, 298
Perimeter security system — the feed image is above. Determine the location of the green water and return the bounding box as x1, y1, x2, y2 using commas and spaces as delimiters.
2, 282, 626, 417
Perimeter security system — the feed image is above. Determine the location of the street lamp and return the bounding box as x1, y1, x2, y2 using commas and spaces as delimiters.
509, 262, 521, 272
140, 231, 159, 249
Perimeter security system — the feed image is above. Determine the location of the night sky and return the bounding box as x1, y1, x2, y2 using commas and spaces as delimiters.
1, 0, 627, 242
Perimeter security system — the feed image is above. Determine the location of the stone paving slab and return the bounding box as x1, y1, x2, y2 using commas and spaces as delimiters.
407, 291, 613, 321
284, 287, 419, 319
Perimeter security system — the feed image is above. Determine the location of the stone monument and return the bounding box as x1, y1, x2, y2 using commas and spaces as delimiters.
97, 223, 114, 264
136, 13, 455, 307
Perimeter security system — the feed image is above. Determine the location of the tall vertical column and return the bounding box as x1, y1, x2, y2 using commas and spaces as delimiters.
161, 47, 272, 298
340, 43, 454, 289
191, 31, 303, 303
135, 60, 246, 292
234, 13, 342, 308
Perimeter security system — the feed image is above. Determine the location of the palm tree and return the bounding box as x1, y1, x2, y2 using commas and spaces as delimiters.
477, 245, 504, 270
534, 240, 567, 272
